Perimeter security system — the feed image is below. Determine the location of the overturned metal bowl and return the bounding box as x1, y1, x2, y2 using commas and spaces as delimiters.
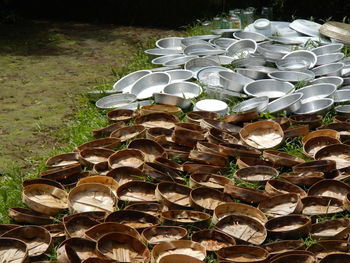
156, 37, 184, 50
294, 98, 334, 115
297, 83, 337, 104
95, 93, 137, 109
112, 70, 151, 93
244, 79, 295, 100
219, 71, 254, 93
130, 72, 170, 100
153, 93, 191, 109
265, 93, 303, 114
145, 48, 182, 58
268, 70, 315, 83
163, 81, 202, 99
152, 54, 184, 65
335, 105, 350, 116
312, 62, 345, 77
232, 96, 269, 113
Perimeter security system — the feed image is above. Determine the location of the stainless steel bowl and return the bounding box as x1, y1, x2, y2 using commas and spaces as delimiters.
231, 55, 266, 67
144, 48, 182, 58
183, 43, 216, 56
257, 42, 293, 61
164, 55, 199, 66
268, 70, 315, 83
265, 93, 303, 114
165, 69, 193, 83
151, 54, 184, 65
235, 68, 268, 80
297, 83, 337, 104
311, 62, 345, 77
226, 39, 257, 59
316, 52, 344, 66
112, 70, 151, 93
130, 72, 170, 100
243, 79, 295, 100
275, 57, 311, 71
197, 66, 232, 86
95, 93, 137, 109
335, 105, 350, 116
204, 55, 234, 65
156, 37, 184, 50
310, 76, 344, 87
163, 81, 202, 99
312, 43, 344, 55
184, 58, 219, 75
233, 31, 267, 42
232, 96, 269, 113
294, 98, 334, 115
181, 37, 208, 47
205, 86, 247, 101
150, 65, 181, 72
211, 28, 240, 38
281, 50, 317, 68
117, 100, 154, 110
191, 34, 220, 40
210, 38, 237, 49
344, 77, 350, 86
153, 92, 191, 109
333, 90, 350, 103
219, 71, 254, 93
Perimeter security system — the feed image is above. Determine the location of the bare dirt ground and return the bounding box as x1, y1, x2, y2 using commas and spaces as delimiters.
0, 20, 181, 173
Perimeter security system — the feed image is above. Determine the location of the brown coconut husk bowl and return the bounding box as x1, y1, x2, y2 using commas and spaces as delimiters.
315, 144, 350, 169
320, 253, 350, 262
8, 208, 52, 225
236, 156, 276, 169
200, 119, 241, 133
280, 171, 324, 186
215, 214, 267, 245
92, 122, 125, 138
78, 148, 114, 169
76, 137, 121, 151
128, 139, 167, 162
110, 125, 146, 142
191, 230, 236, 252
96, 232, 150, 262
141, 226, 187, 245
224, 110, 260, 124
105, 210, 160, 231
22, 184, 68, 216
68, 183, 116, 213
284, 125, 309, 138
84, 222, 141, 242
43, 224, 66, 245
293, 160, 337, 174
207, 127, 240, 145
302, 196, 345, 216
125, 202, 165, 217
77, 176, 118, 197
54, 171, 90, 189
265, 214, 312, 239
63, 211, 106, 224
269, 253, 316, 263
40, 163, 82, 181
135, 112, 179, 129
262, 240, 305, 256
2, 225, 52, 259
307, 240, 350, 259
63, 215, 99, 238
219, 143, 261, 158
311, 218, 350, 240
258, 193, 302, 218
22, 178, 65, 190
0, 224, 19, 236
217, 245, 269, 263
45, 152, 79, 168
196, 141, 227, 157
318, 122, 350, 140
106, 166, 144, 186
160, 210, 211, 228
224, 184, 268, 205
107, 109, 136, 122
154, 157, 183, 173
143, 162, 183, 183
151, 240, 206, 263
0, 237, 28, 263
146, 127, 173, 145
117, 181, 157, 203
263, 150, 305, 167
308, 179, 350, 201
155, 182, 191, 210
235, 165, 279, 184
183, 162, 227, 175
158, 254, 203, 263
240, 120, 284, 150
265, 179, 307, 197
82, 258, 118, 263
92, 161, 110, 176
172, 126, 205, 148
186, 111, 219, 124
57, 237, 98, 262
303, 136, 340, 158
302, 129, 340, 145
108, 149, 145, 169
212, 202, 268, 225
189, 150, 228, 167
270, 116, 291, 130
189, 187, 232, 212
162, 142, 191, 161
140, 104, 181, 116
189, 174, 233, 191
289, 113, 322, 129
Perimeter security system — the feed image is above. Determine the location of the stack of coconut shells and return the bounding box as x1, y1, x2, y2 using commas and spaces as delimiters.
4, 106, 350, 263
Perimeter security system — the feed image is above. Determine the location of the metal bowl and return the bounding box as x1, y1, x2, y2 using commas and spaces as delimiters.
312, 43, 344, 55
204, 55, 234, 65
243, 79, 295, 100
112, 70, 151, 93
294, 98, 334, 115
87, 89, 119, 101
312, 62, 345, 77
205, 86, 247, 101
226, 39, 257, 59
197, 66, 232, 86
233, 31, 267, 42
150, 65, 181, 72
310, 76, 344, 87
163, 81, 202, 99
184, 58, 219, 75
297, 83, 337, 104
191, 34, 220, 40
153, 93, 191, 109
231, 55, 266, 67
232, 96, 269, 113
165, 69, 193, 83
334, 89, 350, 103
257, 42, 293, 61
281, 50, 317, 69
275, 57, 311, 71
235, 68, 268, 80
219, 71, 254, 93
316, 52, 345, 66
268, 70, 315, 83
184, 43, 216, 55
181, 37, 208, 47
156, 37, 184, 50
211, 28, 240, 38
151, 54, 184, 65
265, 93, 303, 114
144, 48, 182, 58
210, 38, 237, 49
335, 105, 350, 116
344, 77, 350, 85
117, 100, 154, 110
164, 55, 199, 67
130, 72, 170, 100
95, 94, 137, 109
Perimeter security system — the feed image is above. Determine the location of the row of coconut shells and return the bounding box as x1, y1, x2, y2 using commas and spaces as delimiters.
5, 108, 350, 263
